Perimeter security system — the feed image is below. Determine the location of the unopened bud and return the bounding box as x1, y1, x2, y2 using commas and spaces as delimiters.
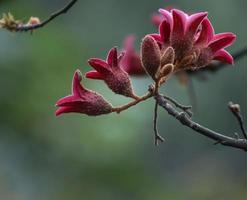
228, 102, 241, 114
27, 17, 40, 26
141, 35, 161, 80
161, 46, 175, 66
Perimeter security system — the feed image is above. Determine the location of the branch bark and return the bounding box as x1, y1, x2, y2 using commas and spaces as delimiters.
16, 0, 78, 31
155, 94, 247, 151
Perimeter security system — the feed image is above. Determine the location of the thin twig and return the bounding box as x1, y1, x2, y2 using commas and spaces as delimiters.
162, 95, 193, 117
155, 94, 247, 151
153, 100, 165, 146
228, 102, 247, 139
16, 0, 78, 32
112, 91, 153, 114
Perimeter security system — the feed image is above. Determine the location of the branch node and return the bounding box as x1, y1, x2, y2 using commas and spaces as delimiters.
228, 101, 247, 139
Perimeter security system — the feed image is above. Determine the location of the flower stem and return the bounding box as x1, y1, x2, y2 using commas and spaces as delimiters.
112, 91, 154, 114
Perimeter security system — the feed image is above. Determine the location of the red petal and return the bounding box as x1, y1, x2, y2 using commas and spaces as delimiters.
195, 18, 214, 46
213, 49, 234, 64
159, 9, 173, 26
172, 9, 187, 36
107, 47, 118, 67
209, 33, 236, 53
159, 20, 171, 43
72, 70, 88, 97
88, 58, 109, 73
186, 12, 207, 37
55, 106, 84, 116
56, 95, 83, 107
85, 71, 105, 80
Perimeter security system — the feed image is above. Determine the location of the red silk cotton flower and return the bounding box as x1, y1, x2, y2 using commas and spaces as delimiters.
150, 9, 236, 70
86, 47, 138, 99
120, 35, 146, 76
55, 70, 112, 116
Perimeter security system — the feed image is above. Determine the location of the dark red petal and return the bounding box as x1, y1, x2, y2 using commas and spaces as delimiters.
88, 58, 109, 73
107, 47, 118, 67
195, 18, 214, 46
213, 49, 234, 64
55, 106, 84, 116
72, 70, 88, 97
85, 71, 105, 80
186, 12, 207, 37
159, 9, 173, 26
159, 20, 171, 43
209, 33, 236, 53
56, 95, 84, 107
172, 9, 187, 36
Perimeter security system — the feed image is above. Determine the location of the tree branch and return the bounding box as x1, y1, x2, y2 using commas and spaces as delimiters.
153, 100, 165, 146
12, 0, 78, 32
155, 94, 247, 151
228, 102, 247, 139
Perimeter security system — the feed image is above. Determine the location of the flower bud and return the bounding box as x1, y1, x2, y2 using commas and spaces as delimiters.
55, 70, 113, 116
86, 47, 138, 99
27, 17, 40, 26
141, 35, 161, 80
161, 46, 175, 66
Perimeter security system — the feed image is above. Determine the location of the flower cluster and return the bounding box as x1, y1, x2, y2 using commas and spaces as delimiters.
0, 12, 40, 32
148, 9, 236, 73
55, 8, 236, 117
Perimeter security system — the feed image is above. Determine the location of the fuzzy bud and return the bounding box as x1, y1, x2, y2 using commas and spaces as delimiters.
86, 47, 138, 99
55, 70, 113, 116
161, 46, 175, 66
141, 35, 161, 80
228, 102, 241, 114
160, 64, 174, 78
27, 17, 40, 26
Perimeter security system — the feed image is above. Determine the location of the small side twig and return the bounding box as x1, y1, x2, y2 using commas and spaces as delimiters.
153, 100, 165, 146
155, 94, 247, 152
5, 0, 78, 32
162, 95, 193, 117
228, 102, 247, 139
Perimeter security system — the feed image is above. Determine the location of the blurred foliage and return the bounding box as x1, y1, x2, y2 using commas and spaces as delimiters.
0, 0, 247, 200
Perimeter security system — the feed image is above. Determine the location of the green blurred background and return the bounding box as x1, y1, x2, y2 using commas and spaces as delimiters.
0, 0, 247, 199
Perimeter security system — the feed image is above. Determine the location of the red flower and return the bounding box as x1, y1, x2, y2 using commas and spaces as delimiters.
120, 35, 146, 76
150, 9, 236, 69
55, 70, 112, 116
86, 47, 138, 99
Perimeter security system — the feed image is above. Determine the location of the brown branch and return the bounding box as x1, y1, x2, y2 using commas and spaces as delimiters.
155, 94, 247, 151
153, 100, 165, 146
112, 91, 153, 114
228, 102, 247, 139
16, 0, 78, 32
161, 94, 193, 117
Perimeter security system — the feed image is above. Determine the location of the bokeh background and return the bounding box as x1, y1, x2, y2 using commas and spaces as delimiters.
0, 0, 247, 199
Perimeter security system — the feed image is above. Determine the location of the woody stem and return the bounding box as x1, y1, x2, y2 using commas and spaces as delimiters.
112, 88, 156, 114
